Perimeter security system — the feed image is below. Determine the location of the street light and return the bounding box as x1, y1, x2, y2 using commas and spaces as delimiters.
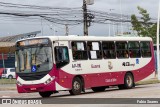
119, 0, 123, 34
109, 9, 114, 36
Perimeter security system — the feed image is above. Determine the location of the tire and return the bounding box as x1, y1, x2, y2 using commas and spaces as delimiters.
69, 77, 82, 95
91, 86, 106, 92
118, 73, 134, 89
8, 75, 13, 79
39, 91, 53, 98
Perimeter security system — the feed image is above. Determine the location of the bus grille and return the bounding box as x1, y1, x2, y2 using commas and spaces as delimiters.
17, 72, 48, 81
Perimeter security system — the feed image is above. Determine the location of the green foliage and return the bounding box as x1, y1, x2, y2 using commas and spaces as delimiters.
131, 6, 157, 43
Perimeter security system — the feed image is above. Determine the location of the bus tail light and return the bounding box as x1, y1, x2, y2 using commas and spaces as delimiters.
44, 76, 55, 85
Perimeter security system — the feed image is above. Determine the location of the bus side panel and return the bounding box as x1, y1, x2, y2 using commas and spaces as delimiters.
56, 68, 73, 89
133, 42, 155, 82
55, 69, 126, 89
133, 58, 155, 82
86, 72, 125, 88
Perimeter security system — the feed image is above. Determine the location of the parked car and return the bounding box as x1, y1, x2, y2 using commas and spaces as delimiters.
1, 68, 16, 79
0, 68, 4, 79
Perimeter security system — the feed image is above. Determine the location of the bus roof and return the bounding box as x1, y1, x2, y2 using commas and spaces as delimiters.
16, 35, 153, 42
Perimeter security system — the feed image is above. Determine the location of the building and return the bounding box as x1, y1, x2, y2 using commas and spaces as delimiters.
0, 31, 41, 68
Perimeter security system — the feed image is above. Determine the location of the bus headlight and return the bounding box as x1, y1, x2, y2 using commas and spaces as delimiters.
17, 80, 22, 86
44, 76, 55, 85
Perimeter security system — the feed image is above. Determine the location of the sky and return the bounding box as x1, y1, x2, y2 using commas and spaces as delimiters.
0, 0, 159, 37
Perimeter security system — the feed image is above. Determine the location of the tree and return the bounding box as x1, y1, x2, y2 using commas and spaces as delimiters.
131, 6, 157, 43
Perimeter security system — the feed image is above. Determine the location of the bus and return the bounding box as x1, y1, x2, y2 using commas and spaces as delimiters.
15, 35, 155, 97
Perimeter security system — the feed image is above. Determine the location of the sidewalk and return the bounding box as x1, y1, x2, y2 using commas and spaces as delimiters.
0, 84, 16, 91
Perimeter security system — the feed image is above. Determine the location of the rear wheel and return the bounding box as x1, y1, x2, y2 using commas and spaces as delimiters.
8, 75, 13, 79
69, 77, 82, 95
91, 86, 106, 92
118, 73, 134, 89
39, 91, 53, 98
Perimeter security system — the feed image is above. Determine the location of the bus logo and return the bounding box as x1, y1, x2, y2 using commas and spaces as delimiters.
136, 59, 139, 64
31, 65, 37, 72
108, 61, 113, 70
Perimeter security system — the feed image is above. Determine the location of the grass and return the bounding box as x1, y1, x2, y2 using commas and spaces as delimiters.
0, 78, 16, 84
136, 78, 160, 85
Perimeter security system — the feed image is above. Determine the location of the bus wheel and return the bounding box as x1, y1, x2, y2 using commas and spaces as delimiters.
91, 86, 106, 92
69, 77, 82, 95
118, 73, 134, 89
39, 91, 53, 98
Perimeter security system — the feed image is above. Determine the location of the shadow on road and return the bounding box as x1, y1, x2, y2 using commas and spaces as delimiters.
45, 85, 150, 98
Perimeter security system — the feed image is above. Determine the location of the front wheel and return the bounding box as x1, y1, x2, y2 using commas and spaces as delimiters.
69, 77, 82, 95
39, 91, 53, 98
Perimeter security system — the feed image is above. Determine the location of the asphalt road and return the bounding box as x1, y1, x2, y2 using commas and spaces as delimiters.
0, 83, 160, 107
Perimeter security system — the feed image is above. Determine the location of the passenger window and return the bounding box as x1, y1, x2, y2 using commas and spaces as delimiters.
116, 41, 128, 58
140, 41, 151, 57
87, 41, 102, 59
128, 41, 141, 58
55, 46, 69, 68
71, 41, 88, 60
102, 41, 116, 59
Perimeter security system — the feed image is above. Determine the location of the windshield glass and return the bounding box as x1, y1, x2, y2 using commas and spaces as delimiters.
16, 46, 53, 73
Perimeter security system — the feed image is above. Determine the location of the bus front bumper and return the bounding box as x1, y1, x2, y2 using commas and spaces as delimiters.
17, 81, 56, 93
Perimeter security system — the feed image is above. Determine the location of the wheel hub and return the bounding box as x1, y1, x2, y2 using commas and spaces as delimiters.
73, 81, 80, 90
127, 76, 132, 86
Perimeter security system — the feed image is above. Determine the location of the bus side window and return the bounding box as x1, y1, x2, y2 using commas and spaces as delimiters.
116, 41, 128, 58
71, 41, 88, 60
102, 41, 116, 59
55, 46, 69, 68
140, 41, 151, 57
87, 41, 102, 60
128, 41, 141, 58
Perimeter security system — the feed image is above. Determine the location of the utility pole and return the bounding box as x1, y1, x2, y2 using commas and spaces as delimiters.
41, 17, 44, 36
2, 53, 5, 69
65, 24, 69, 36
83, 0, 94, 36
83, 0, 88, 36
157, 0, 160, 80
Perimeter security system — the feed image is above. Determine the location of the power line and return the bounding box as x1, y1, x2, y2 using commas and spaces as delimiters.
0, 1, 156, 28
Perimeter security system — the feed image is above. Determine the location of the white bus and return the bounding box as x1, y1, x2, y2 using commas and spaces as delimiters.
15, 35, 155, 97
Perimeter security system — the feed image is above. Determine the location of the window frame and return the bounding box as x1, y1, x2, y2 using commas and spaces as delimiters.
87, 41, 102, 60
54, 46, 70, 68
102, 41, 116, 59
140, 41, 152, 58
116, 41, 129, 59
71, 41, 88, 60
128, 41, 141, 58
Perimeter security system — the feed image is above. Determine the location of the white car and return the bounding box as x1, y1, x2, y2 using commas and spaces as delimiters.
2, 68, 16, 79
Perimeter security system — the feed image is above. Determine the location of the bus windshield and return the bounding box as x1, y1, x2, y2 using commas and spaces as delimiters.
16, 46, 53, 73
